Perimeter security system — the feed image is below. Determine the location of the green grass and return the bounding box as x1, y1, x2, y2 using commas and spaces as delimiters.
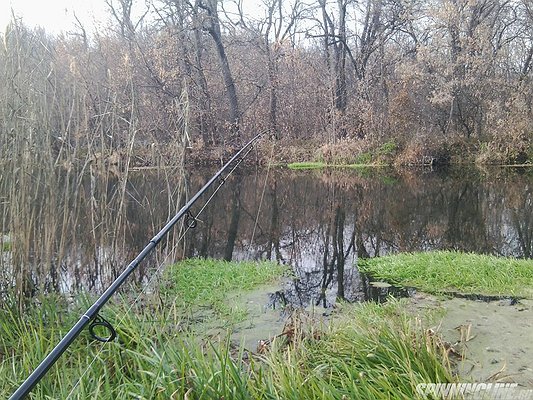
1, 259, 285, 398
166, 258, 284, 304
344, 163, 380, 169
287, 161, 383, 170
287, 161, 327, 169
359, 250, 533, 298
355, 151, 373, 165
377, 140, 398, 157
162, 258, 286, 325
1, 295, 454, 399
250, 299, 454, 400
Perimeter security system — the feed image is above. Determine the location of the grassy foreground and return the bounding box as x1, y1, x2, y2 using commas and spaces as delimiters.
359, 250, 533, 298
1, 259, 454, 399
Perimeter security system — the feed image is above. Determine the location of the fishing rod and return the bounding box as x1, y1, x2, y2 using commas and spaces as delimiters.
10, 133, 263, 400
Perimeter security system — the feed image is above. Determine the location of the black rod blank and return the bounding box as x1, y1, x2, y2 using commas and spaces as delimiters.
10, 133, 262, 399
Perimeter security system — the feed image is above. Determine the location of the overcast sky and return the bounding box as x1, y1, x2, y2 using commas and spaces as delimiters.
0, 0, 269, 36
0, 0, 123, 35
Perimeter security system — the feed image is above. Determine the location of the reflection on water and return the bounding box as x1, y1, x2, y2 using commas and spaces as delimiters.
0, 166, 186, 298
1, 166, 532, 306
184, 167, 533, 307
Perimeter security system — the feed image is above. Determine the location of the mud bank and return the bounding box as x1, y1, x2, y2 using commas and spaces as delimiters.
412, 293, 533, 387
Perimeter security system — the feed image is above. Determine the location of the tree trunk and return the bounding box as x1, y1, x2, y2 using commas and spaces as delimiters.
224, 175, 242, 261
200, 0, 240, 140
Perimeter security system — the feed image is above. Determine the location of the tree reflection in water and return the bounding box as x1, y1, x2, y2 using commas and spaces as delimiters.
2, 167, 530, 304
185, 167, 533, 307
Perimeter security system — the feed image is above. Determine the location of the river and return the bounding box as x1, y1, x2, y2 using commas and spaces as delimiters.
1, 166, 532, 305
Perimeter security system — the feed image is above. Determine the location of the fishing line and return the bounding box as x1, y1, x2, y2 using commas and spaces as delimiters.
66, 139, 259, 399
249, 139, 276, 252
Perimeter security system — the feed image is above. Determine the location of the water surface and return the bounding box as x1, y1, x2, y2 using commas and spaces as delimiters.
182, 166, 533, 307
2, 166, 532, 306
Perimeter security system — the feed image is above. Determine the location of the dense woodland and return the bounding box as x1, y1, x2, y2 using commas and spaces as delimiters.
1, 0, 533, 167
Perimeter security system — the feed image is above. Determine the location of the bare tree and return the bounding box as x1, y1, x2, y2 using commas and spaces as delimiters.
198, 0, 241, 140
236, 0, 307, 138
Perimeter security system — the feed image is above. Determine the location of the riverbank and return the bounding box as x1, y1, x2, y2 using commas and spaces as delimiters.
3, 250, 533, 398
1, 258, 455, 399
410, 293, 533, 387
181, 136, 533, 168
362, 251, 533, 388
55, 135, 532, 173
